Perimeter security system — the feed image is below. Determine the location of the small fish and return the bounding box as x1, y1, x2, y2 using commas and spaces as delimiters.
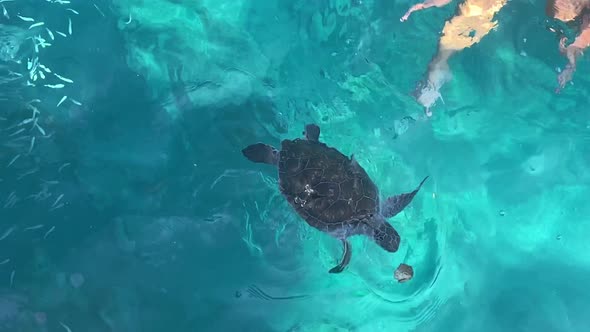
9, 270, 14, 287
39, 71, 45, 79
34, 122, 46, 136
17, 168, 39, 180
59, 321, 73, 332
3, 192, 17, 208
46, 27, 55, 40
54, 73, 73, 83
24, 224, 44, 231
7, 154, 20, 167
58, 163, 71, 172
0, 258, 9, 265
28, 22, 45, 29
51, 194, 64, 207
9, 128, 25, 136
66, 8, 79, 15
67, 17, 72, 35
70, 98, 82, 106
34, 35, 51, 48
17, 15, 34, 22
44, 84, 65, 89
7, 70, 22, 78
57, 95, 67, 107
93, 3, 105, 17
1, 4, 8, 20
28, 189, 50, 201
39, 64, 51, 73
56, 30, 67, 37
50, 203, 65, 211
28, 136, 35, 154
43, 226, 55, 239
18, 117, 34, 126
0, 226, 15, 241
7, 134, 28, 141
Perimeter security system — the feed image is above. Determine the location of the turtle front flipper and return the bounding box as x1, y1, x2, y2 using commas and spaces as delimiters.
382, 176, 429, 219
304, 124, 320, 142
242, 143, 279, 165
328, 239, 352, 274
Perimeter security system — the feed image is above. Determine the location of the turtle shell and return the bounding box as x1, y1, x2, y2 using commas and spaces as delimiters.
278, 138, 379, 233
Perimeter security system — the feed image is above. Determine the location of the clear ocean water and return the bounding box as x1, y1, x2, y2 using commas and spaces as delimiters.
1, 0, 589, 331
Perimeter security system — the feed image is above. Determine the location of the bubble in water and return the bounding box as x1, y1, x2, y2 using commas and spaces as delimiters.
33, 312, 47, 325
69, 273, 85, 288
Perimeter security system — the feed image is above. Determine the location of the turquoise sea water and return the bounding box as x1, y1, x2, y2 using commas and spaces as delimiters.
1, 0, 589, 331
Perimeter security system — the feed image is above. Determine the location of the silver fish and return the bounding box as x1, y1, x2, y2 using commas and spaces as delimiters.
28, 22, 45, 29
17, 15, 34, 22
0, 226, 15, 241
57, 95, 67, 107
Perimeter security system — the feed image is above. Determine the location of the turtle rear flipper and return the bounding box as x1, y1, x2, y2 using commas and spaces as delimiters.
382, 176, 429, 219
328, 239, 351, 274
242, 143, 279, 165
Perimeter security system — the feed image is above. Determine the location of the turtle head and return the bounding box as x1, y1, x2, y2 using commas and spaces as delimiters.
372, 221, 400, 253
303, 124, 320, 142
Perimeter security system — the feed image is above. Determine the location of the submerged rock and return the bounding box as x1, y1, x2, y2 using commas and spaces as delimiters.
394, 263, 414, 283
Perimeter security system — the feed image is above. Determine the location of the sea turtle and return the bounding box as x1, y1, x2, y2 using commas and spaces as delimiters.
241, 124, 428, 273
